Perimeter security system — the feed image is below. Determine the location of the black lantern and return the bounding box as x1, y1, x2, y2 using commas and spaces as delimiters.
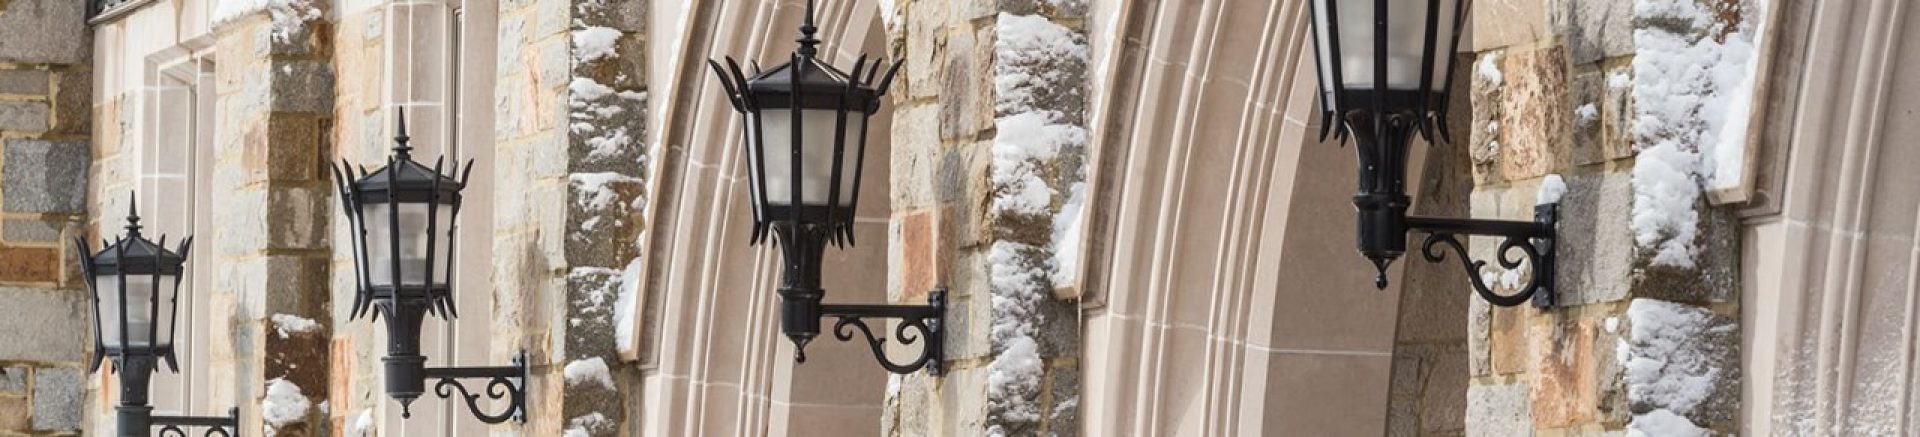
76, 197, 238, 437
333, 111, 527, 423
709, 0, 944, 374
1307, 0, 1560, 307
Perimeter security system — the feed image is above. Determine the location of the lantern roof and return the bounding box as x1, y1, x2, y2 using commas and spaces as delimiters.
91, 199, 188, 274
350, 111, 466, 200
743, 56, 883, 111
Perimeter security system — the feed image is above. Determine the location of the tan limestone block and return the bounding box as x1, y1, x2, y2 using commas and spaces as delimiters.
1528, 314, 1598, 428
1470, 0, 1552, 51
0, 246, 59, 283
1495, 45, 1572, 182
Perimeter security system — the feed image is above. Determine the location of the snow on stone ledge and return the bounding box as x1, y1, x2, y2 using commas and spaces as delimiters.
1537, 174, 1567, 205
563, 357, 617, 390
212, 0, 322, 43
1628, 0, 1769, 268
261, 378, 310, 436
270, 313, 321, 338
1624, 299, 1734, 433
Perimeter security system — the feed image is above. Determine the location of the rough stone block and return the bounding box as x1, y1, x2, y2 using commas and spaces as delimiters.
50, 68, 88, 135
0, 367, 25, 392
1047, 365, 1079, 437
1419, 348, 1469, 433
939, 26, 992, 142
899, 208, 945, 301
1529, 313, 1597, 428
2, 219, 63, 243
0, 101, 49, 132
1470, 0, 1550, 51
1466, 382, 1533, 436
30, 367, 81, 431
3, 139, 89, 213
1495, 45, 1572, 181
0, 69, 48, 95
1553, 0, 1637, 64
1600, 65, 1636, 161
1569, 69, 1607, 166
1468, 297, 1492, 376
270, 60, 336, 113
0, 289, 87, 362
265, 116, 324, 181
0, 395, 26, 430
0, 247, 59, 284
1624, 299, 1737, 428
0, 0, 90, 64
1489, 305, 1529, 375
1555, 171, 1636, 305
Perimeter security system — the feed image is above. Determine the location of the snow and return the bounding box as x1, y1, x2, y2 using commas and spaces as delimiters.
1475, 52, 1503, 88
565, 412, 612, 436
212, 0, 321, 43
993, 13, 1090, 115
1574, 103, 1599, 129
573, 26, 623, 63
270, 314, 321, 338
260, 378, 310, 435
1537, 174, 1567, 205
1051, 182, 1088, 287
564, 357, 617, 390
615, 258, 644, 351
571, 172, 644, 212
1629, 0, 1769, 268
350, 409, 374, 436
986, 336, 1044, 422
1624, 299, 1732, 433
875, 0, 899, 28
986, 11, 1087, 428
1629, 409, 1710, 437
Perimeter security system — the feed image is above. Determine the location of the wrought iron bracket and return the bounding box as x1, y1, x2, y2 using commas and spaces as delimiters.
152, 408, 239, 437
818, 289, 947, 375
416, 351, 529, 424
1408, 203, 1559, 308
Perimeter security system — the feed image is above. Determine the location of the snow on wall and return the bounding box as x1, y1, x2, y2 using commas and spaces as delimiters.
564, 357, 617, 390
260, 378, 310, 436
1623, 299, 1733, 434
270, 313, 320, 338
212, 0, 322, 43
986, 11, 1088, 434
1629, 0, 1769, 268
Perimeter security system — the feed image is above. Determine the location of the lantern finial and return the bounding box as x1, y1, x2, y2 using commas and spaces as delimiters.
796, 0, 820, 57
124, 192, 143, 235
394, 108, 414, 159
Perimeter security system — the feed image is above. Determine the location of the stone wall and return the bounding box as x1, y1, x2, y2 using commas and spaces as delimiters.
883, 0, 1086, 435
1459, 0, 1746, 434
0, 0, 92, 433
208, 7, 337, 436
492, 0, 646, 434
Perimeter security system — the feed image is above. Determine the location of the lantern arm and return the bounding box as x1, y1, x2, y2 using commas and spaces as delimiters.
818, 289, 946, 375
417, 351, 529, 424
1406, 203, 1559, 308
150, 407, 239, 437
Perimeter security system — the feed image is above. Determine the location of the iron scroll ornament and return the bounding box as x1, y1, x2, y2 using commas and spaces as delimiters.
410, 351, 530, 424
1407, 204, 1559, 308
821, 290, 947, 375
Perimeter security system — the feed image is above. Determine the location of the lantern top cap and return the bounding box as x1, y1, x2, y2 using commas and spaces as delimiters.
92, 196, 188, 270
744, 56, 881, 107
351, 110, 465, 197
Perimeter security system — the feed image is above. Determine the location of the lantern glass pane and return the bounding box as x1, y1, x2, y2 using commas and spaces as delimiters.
97, 274, 176, 348
760, 109, 865, 207
364, 202, 456, 287
1318, 0, 1459, 91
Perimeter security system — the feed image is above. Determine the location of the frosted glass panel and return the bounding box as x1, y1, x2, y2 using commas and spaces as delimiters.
364, 202, 457, 287
759, 110, 866, 207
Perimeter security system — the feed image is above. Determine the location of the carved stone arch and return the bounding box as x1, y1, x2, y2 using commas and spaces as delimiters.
1080, 0, 1432, 435
636, 0, 897, 435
